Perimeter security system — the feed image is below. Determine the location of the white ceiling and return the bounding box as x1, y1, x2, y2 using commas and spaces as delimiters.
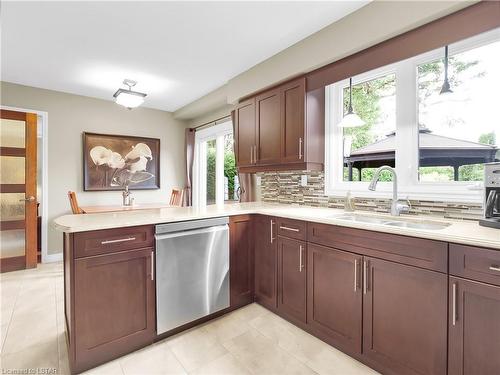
1, 1, 369, 112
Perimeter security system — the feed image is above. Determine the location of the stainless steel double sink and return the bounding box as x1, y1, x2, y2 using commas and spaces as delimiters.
331, 213, 451, 230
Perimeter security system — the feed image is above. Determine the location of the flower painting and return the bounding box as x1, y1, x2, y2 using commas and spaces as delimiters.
83, 132, 160, 191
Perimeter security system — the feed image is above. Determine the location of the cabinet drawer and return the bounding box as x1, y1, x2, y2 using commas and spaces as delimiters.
307, 222, 448, 272
74, 225, 154, 258
450, 244, 500, 286
277, 218, 306, 241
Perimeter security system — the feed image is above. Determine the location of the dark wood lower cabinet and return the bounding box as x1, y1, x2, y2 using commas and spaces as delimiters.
277, 236, 307, 323
71, 247, 155, 373
449, 277, 500, 375
362, 257, 448, 375
229, 215, 254, 308
307, 244, 362, 353
254, 215, 277, 309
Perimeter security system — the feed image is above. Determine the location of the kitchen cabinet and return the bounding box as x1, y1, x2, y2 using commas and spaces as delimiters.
448, 277, 500, 375
307, 244, 362, 353
277, 236, 307, 323
256, 88, 281, 165
229, 215, 254, 308
234, 98, 256, 168
64, 228, 155, 374
362, 257, 447, 375
235, 77, 324, 173
254, 215, 277, 310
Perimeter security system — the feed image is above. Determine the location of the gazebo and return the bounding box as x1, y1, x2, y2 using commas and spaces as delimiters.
344, 129, 498, 181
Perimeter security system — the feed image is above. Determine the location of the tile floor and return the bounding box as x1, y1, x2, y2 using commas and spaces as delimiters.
1, 262, 379, 375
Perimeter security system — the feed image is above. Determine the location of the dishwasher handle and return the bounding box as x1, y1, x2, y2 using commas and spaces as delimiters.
155, 224, 228, 241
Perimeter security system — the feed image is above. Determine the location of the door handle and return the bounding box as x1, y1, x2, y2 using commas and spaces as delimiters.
254, 145, 257, 164
363, 260, 369, 294
298, 245, 305, 272
101, 237, 136, 245
489, 265, 500, 272
19, 196, 36, 203
354, 259, 358, 292
250, 147, 253, 164
452, 282, 457, 326
279, 226, 299, 232
298, 137, 303, 160
151, 251, 154, 281
270, 220, 275, 243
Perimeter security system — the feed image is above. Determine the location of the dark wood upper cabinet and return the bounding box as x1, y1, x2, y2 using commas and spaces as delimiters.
72, 247, 155, 373
254, 215, 277, 310
307, 244, 362, 354
229, 215, 255, 309
234, 98, 256, 168
449, 277, 500, 375
277, 236, 307, 323
362, 257, 447, 375
281, 78, 305, 164
256, 88, 281, 165
235, 76, 324, 173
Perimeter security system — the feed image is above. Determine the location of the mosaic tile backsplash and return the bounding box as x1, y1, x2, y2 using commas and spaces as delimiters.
257, 170, 484, 221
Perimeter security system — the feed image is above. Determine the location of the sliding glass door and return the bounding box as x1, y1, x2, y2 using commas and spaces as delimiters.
193, 120, 238, 206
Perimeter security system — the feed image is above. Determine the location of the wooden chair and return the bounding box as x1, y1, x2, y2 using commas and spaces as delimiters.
169, 188, 183, 207
68, 191, 85, 214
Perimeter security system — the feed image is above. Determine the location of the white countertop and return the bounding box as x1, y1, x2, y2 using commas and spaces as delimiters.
53, 202, 500, 250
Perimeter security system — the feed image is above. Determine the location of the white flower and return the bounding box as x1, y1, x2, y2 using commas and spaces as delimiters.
107, 152, 125, 169
125, 143, 153, 161
89, 146, 112, 166
128, 156, 148, 173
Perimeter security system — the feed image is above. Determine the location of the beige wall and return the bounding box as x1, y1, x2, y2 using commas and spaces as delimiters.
176, 0, 475, 122
1, 82, 188, 255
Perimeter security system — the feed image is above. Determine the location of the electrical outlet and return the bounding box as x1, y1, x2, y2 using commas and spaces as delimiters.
300, 175, 308, 187
256, 176, 261, 186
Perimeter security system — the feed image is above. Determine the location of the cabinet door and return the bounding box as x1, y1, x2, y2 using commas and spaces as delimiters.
307, 244, 362, 353
234, 98, 256, 167
256, 88, 281, 165
449, 277, 500, 375
74, 248, 155, 371
230, 215, 254, 308
363, 257, 447, 375
254, 216, 277, 309
277, 236, 307, 323
281, 78, 305, 164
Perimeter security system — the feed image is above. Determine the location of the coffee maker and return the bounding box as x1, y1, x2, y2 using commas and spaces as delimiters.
479, 162, 500, 229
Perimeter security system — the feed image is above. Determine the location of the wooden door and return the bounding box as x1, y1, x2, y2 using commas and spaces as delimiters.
277, 236, 307, 323
307, 244, 362, 353
234, 99, 256, 167
0, 109, 38, 272
254, 215, 277, 309
256, 88, 281, 165
229, 215, 254, 308
281, 78, 305, 164
449, 277, 500, 375
363, 257, 447, 375
73, 248, 155, 372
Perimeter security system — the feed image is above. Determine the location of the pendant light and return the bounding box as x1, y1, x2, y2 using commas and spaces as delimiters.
338, 78, 365, 128
113, 79, 147, 109
440, 45, 453, 95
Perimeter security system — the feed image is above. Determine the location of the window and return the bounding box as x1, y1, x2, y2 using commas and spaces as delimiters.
193, 120, 238, 206
326, 28, 500, 202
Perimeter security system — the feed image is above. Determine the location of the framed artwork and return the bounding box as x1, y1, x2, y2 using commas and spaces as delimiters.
83, 132, 160, 191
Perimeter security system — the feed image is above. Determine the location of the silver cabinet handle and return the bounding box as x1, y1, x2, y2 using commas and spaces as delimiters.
452, 282, 457, 326
270, 220, 275, 243
254, 145, 257, 164
489, 265, 500, 272
354, 259, 358, 292
151, 251, 154, 281
250, 147, 253, 164
298, 137, 303, 160
363, 260, 368, 294
280, 226, 300, 232
101, 237, 136, 245
299, 245, 304, 272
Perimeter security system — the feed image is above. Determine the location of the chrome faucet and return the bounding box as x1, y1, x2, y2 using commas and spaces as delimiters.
122, 185, 134, 206
368, 166, 409, 216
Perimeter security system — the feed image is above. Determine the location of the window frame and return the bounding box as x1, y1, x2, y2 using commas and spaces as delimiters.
325, 28, 500, 203
192, 120, 233, 206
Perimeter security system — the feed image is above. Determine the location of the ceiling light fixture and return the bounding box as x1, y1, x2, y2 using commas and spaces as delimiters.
113, 79, 147, 109
338, 78, 365, 128
440, 45, 453, 95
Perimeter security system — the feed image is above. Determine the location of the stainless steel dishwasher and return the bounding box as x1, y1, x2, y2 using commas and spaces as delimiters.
155, 217, 230, 334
